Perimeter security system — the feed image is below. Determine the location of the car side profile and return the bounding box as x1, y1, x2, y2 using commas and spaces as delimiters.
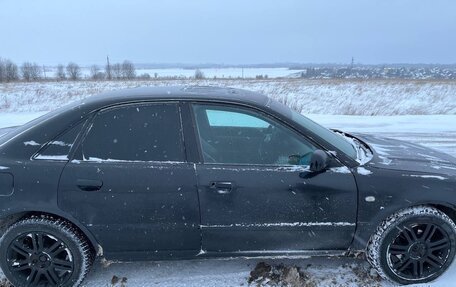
0, 86, 455, 286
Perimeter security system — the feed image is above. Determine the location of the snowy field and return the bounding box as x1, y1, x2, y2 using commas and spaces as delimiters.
45, 67, 294, 79
0, 79, 455, 286
1, 79, 456, 115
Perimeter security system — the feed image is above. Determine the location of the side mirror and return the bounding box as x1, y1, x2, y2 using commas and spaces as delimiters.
309, 149, 329, 172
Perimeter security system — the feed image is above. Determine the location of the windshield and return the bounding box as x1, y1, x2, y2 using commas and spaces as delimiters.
286, 107, 358, 160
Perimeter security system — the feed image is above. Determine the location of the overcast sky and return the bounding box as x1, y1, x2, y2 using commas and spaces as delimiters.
1, 0, 455, 65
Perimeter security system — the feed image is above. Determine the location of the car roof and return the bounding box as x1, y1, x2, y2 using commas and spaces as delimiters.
87, 86, 271, 107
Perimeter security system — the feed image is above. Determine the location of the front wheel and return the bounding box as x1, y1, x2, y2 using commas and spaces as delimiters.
367, 206, 456, 285
0, 217, 93, 287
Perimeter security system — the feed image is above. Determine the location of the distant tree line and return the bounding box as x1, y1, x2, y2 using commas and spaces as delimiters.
0, 57, 210, 82
0, 57, 138, 82
0, 58, 20, 82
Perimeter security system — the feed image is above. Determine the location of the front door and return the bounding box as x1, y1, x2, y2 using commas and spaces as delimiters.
58, 102, 200, 258
191, 103, 358, 253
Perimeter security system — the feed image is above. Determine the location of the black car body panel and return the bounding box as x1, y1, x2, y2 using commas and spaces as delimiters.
349, 134, 456, 249
360, 134, 456, 174
1, 86, 455, 261
0, 126, 17, 139
59, 160, 201, 257
196, 164, 357, 252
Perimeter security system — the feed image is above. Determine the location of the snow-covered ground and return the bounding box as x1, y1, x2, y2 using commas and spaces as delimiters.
0, 111, 455, 286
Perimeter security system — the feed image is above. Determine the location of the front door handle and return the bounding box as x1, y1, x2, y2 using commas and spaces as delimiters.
76, 179, 103, 191
210, 181, 234, 194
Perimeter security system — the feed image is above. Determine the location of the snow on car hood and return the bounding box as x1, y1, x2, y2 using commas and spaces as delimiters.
355, 133, 456, 176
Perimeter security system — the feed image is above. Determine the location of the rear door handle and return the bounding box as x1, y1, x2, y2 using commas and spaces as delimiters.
76, 179, 103, 191
210, 181, 234, 194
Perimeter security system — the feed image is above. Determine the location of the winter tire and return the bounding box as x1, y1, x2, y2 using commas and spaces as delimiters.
0, 217, 93, 287
367, 206, 456, 285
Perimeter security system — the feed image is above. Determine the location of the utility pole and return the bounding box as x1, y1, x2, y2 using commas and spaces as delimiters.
350, 57, 354, 69
106, 55, 112, 80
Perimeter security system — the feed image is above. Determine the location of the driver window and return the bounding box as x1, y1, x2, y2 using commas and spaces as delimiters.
192, 104, 316, 165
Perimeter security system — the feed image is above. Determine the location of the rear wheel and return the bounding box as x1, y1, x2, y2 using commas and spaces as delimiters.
367, 206, 456, 285
0, 217, 93, 287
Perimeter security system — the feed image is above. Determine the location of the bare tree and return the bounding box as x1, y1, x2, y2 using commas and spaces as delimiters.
66, 62, 81, 81
31, 64, 42, 81
21, 62, 33, 81
121, 60, 136, 80
0, 58, 7, 82
138, 73, 151, 80
21, 62, 42, 81
194, 69, 204, 79
5, 60, 19, 82
56, 64, 66, 80
90, 65, 104, 80
112, 63, 122, 79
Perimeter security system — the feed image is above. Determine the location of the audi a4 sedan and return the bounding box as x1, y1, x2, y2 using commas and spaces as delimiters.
0, 86, 455, 286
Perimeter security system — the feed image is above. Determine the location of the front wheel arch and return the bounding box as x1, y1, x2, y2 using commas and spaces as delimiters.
351, 201, 456, 251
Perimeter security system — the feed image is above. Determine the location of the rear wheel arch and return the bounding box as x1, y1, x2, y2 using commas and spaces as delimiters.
0, 210, 101, 257
0, 216, 94, 286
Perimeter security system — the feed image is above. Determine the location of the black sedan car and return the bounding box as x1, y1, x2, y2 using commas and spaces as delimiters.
0, 86, 455, 286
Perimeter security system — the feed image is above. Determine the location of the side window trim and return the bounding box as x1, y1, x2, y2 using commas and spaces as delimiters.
67, 113, 97, 162
32, 117, 90, 162
74, 102, 187, 164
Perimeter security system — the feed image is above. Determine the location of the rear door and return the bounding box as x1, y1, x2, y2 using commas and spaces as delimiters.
190, 103, 358, 253
58, 102, 200, 258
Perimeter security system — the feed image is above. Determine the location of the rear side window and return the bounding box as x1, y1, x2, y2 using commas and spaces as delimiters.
35, 121, 84, 160
82, 103, 185, 162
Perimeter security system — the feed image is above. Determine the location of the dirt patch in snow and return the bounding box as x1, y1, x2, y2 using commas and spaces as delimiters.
248, 261, 382, 287
110, 275, 128, 287
0, 278, 12, 287
249, 262, 317, 287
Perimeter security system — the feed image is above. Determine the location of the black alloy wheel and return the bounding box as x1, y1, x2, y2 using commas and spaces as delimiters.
367, 206, 456, 285
386, 222, 451, 281
0, 217, 93, 287
6, 231, 75, 286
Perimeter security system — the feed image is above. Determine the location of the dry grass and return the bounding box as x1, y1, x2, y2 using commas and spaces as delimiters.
1, 78, 456, 115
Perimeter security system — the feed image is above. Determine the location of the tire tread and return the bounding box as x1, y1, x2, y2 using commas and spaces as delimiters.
0, 215, 94, 287
366, 205, 456, 284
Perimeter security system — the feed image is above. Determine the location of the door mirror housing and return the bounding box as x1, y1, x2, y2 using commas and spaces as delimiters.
309, 149, 329, 172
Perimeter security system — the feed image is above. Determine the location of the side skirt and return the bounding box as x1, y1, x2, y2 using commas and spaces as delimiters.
199, 250, 349, 260
103, 249, 350, 262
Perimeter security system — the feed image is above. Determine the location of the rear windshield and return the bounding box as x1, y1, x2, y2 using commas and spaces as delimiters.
0, 100, 83, 147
